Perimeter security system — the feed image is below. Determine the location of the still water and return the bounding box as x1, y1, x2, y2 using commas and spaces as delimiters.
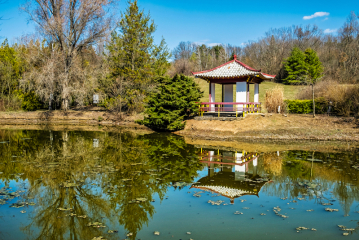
0, 129, 359, 240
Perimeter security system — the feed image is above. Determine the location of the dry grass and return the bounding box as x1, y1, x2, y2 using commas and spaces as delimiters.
265, 86, 285, 113
297, 80, 359, 116
181, 114, 359, 141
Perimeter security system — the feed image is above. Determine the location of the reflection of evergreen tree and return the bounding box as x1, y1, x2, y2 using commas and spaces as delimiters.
141, 133, 203, 185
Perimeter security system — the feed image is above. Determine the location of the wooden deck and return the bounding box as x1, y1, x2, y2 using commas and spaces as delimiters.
199, 102, 262, 117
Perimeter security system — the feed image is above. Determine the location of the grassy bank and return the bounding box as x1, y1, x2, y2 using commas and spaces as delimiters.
178, 114, 359, 142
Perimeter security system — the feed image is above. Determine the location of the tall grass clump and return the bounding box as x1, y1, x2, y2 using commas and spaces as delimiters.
296, 80, 359, 116
265, 86, 285, 113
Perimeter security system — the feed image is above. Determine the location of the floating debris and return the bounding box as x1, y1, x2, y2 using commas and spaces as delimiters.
306, 209, 314, 212
87, 222, 106, 228
154, 231, 160, 236
208, 200, 224, 206
296, 227, 308, 231
242, 207, 250, 209
92, 236, 106, 240
234, 211, 243, 215
325, 208, 339, 212
10, 203, 24, 208
343, 233, 349, 236
78, 215, 87, 218
187, 232, 191, 235
273, 206, 288, 218
240, 199, 246, 203
260, 213, 266, 216
126, 233, 133, 237
311, 228, 317, 231
321, 203, 333, 206
57, 207, 72, 211
20, 210, 26, 213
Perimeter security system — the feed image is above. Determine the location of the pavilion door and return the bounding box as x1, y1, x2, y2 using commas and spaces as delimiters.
222, 84, 233, 111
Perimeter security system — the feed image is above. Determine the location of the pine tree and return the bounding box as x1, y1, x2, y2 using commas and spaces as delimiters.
283, 47, 308, 84
304, 48, 324, 117
107, 0, 170, 112
139, 75, 203, 131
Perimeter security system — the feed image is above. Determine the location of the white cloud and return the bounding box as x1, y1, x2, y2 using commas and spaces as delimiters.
324, 17, 329, 21
303, 12, 329, 20
207, 43, 222, 47
193, 39, 209, 45
241, 42, 247, 46
324, 28, 337, 34
193, 40, 222, 47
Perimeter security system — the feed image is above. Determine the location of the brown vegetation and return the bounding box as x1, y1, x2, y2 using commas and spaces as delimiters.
180, 114, 359, 141
297, 80, 359, 117
265, 86, 285, 113
21, 0, 116, 110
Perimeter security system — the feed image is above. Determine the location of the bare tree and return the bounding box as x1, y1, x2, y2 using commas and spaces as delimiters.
21, 0, 116, 110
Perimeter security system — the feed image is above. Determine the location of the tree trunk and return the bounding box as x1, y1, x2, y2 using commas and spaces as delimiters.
312, 84, 315, 118
120, 77, 122, 119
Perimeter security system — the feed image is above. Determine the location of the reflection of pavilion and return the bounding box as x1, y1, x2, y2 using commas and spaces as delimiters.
192, 150, 270, 203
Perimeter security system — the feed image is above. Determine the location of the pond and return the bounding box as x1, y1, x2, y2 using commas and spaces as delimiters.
0, 128, 359, 240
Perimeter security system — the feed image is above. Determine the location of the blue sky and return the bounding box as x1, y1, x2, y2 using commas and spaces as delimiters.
0, 0, 358, 50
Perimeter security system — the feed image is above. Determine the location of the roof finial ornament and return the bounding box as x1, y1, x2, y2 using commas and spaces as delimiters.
233, 54, 237, 60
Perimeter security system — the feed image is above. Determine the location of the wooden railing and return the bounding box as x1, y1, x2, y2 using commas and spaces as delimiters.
198, 102, 262, 117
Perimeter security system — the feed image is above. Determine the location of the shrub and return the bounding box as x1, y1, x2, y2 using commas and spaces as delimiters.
14, 90, 42, 111
285, 98, 327, 114
265, 86, 285, 113
138, 74, 203, 131
296, 80, 359, 116
0, 95, 22, 111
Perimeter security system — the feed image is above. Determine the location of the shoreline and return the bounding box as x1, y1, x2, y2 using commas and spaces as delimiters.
1, 111, 358, 143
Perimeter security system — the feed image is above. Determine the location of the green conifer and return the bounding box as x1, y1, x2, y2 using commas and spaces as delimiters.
139, 75, 203, 131
106, 0, 170, 112
283, 47, 308, 84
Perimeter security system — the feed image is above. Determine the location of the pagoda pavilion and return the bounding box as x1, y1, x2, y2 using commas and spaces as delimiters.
192, 55, 275, 116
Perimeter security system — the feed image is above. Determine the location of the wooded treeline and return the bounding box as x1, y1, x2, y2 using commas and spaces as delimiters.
0, 1, 358, 113
170, 11, 359, 84
0, 0, 170, 112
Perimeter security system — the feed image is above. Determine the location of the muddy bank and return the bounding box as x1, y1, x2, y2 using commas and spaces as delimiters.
178, 114, 359, 142
0, 110, 150, 129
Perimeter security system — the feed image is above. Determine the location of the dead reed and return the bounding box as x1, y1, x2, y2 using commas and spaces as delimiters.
296, 80, 359, 116
265, 86, 285, 113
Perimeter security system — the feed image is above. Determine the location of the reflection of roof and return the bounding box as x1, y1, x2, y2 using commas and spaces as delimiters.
192, 185, 252, 199
191, 172, 270, 200
192, 55, 275, 81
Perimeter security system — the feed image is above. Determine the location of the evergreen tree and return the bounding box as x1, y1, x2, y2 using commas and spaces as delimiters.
304, 48, 324, 117
283, 47, 308, 84
139, 75, 203, 131
0, 39, 25, 96
107, 0, 170, 112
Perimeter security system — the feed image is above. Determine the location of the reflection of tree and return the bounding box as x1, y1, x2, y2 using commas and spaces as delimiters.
0, 129, 202, 240
261, 150, 359, 216
142, 133, 203, 185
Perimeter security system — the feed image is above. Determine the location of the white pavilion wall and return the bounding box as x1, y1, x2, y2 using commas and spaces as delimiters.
236, 82, 247, 111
